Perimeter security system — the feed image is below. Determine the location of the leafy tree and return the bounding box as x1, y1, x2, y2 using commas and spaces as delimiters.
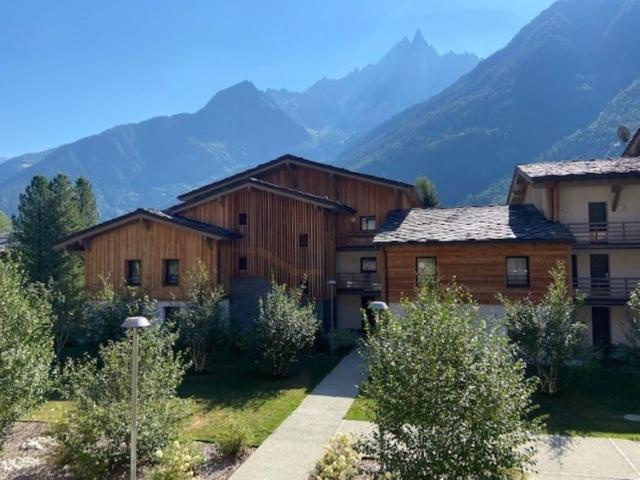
0, 259, 54, 436
500, 263, 585, 394
415, 176, 440, 208
84, 276, 157, 348
0, 209, 11, 233
176, 261, 227, 373
624, 288, 640, 362
55, 324, 189, 478
254, 278, 320, 377
12, 174, 98, 354
363, 281, 538, 478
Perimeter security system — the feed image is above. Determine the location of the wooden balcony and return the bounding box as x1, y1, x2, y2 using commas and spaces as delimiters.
337, 273, 381, 293
574, 277, 640, 304
566, 222, 640, 248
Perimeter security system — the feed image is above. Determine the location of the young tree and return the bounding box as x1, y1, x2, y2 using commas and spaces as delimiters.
84, 276, 157, 348
363, 281, 538, 478
625, 288, 640, 362
0, 259, 55, 437
55, 324, 189, 478
500, 263, 585, 394
254, 279, 320, 377
415, 176, 440, 208
176, 261, 227, 373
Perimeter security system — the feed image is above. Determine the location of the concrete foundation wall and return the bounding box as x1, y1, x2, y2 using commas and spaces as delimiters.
337, 295, 363, 330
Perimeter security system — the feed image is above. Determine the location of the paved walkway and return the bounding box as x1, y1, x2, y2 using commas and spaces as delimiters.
339, 420, 640, 480
230, 350, 365, 480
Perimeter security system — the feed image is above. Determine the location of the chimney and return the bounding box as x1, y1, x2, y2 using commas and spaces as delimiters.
623, 128, 640, 157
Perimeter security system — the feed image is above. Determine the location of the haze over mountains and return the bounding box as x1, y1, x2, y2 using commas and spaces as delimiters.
4, 0, 640, 218
0, 31, 478, 219
339, 0, 640, 204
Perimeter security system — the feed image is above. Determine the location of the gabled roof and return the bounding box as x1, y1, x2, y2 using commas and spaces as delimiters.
168, 177, 357, 214
515, 157, 640, 183
55, 208, 241, 251
374, 204, 574, 245
176, 154, 414, 203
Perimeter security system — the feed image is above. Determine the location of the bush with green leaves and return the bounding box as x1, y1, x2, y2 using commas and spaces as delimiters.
83, 276, 157, 348
363, 281, 538, 479
254, 279, 320, 377
624, 288, 640, 362
326, 329, 359, 353
176, 261, 227, 373
147, 440, 203, 480
500, 263, 585, 394
312, 433, 361, 480
54, 324, 189, 478
0, 259, 55, 436
216, 418, 249, 457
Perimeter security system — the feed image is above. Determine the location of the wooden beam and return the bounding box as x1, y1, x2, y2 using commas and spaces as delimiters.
611, 184, 623, 212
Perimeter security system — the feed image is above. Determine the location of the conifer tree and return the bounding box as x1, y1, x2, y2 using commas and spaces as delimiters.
415, 176, 440, 208
75, 177, 98, 227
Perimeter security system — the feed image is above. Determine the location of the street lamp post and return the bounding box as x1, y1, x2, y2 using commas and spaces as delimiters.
327, 280, 336, 355
121, 316, 150, 480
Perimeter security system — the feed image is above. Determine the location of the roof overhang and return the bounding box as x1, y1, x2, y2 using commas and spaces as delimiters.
55, 209, 240, 252
168, 177, 357, 214
177, 154, 415, 203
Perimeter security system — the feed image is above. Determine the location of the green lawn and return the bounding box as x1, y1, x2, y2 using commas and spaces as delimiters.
28, 351, 342, 447
345, 363, 640, 441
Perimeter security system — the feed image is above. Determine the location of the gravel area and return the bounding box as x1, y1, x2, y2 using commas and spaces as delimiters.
0, 421, 251, 480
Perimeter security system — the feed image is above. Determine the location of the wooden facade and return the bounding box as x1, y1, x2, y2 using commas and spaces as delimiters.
83, 219, 218, 301
247, 163, 417, 248
180, 187, 338, 299
381, 242, 572, 304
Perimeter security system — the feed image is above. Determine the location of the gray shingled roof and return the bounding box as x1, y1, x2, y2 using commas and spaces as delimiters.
374, 205, 574, 244
518, 157, 640, 182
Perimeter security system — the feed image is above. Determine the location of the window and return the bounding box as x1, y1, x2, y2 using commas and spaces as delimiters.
299, 234, 309, 247
361, 216, 376, 231
163, 259, 179, 286
238, 212, 248, 226
126, 260, 141, 286
571, 254, 578, 289
416, 257, 437, 284
506, 256, 529, 287
360, 257, 377, 273
239, 257, 247, 270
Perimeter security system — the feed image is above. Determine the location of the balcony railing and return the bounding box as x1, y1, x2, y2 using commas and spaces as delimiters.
337, 273, 381, 292
566, 222, 640, 246
574, 277, 640, 303
337, 232, 377, 248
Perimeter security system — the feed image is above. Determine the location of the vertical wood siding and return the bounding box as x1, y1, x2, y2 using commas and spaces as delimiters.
83, 220, 218, 301
181, 187, 335, 299
383, 242, 572, 304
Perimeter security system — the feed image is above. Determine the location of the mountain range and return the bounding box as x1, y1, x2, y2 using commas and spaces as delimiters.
0, 31, 478, 218
338, 0, 640, 204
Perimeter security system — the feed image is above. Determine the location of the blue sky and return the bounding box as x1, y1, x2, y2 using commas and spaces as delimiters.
0, 0, 555, 158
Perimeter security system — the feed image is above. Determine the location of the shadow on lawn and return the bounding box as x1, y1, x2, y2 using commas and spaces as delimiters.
177, 351, 343, 412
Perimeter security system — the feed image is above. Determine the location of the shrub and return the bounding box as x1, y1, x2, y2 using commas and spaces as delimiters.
54, 324, 189, 478
147, 440, 203, 480
217, 419, 248, 457
254, 279, 320, 377
624, 288, 640, 362
500, 263, 585, 394
83, 276, 157, 347
0, 259, 55, 436
312, 433, 361, 480
176, 261, 227, 373
363, 281, 538, 479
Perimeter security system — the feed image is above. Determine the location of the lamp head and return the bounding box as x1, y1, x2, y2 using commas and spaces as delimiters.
121, 316, 151, 329
368, 301, 389, 311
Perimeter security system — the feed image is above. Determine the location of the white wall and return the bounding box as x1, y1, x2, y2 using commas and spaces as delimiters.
573, 250, 640, 278
558, 183, 640, 224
